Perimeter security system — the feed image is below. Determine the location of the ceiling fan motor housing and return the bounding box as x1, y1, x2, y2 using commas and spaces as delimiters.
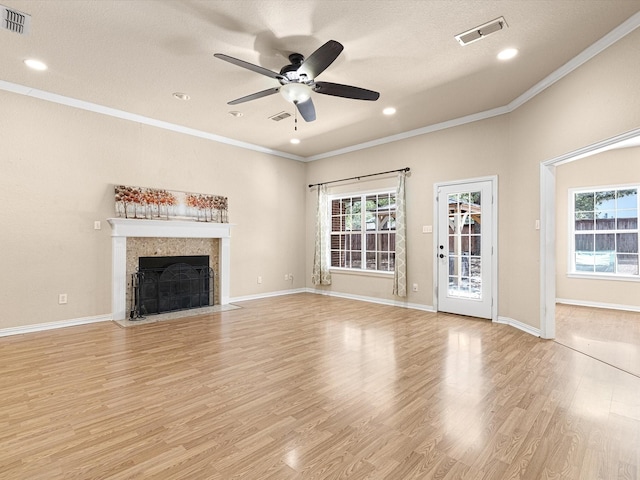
280, 54, 308, 83
214, 40, 379, 123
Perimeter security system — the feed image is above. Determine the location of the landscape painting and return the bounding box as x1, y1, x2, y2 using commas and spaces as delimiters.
114, 185, 228, 223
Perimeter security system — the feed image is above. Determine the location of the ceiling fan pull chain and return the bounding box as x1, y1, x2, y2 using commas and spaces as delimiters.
294, 107, 298, 131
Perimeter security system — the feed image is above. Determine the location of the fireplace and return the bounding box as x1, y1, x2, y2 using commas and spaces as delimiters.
133, 255, 213, 317
108, 218, 232, 321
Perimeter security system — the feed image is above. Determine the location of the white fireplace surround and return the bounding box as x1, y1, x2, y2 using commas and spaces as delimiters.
108, 218, 232, 320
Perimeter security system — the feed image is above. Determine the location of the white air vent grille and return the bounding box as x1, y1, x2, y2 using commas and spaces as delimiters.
1, 4, 31, 34
455, 16, 507, 46
269, 111, 292, 122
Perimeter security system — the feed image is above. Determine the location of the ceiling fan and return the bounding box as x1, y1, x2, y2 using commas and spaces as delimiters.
214, 40, 380, 122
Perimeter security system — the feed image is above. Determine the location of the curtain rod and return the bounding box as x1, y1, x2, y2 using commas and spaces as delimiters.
308, 167, 410, 188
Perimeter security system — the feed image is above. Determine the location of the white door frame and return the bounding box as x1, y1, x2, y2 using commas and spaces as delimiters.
434, 175, 498, 321
539, 127, 640, 339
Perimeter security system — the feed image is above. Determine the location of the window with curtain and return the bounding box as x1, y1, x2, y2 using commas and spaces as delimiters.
571, 186, 638, 276
330, 191, 396, 272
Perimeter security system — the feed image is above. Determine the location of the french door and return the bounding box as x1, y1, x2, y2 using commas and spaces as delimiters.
436, 179, 496, 319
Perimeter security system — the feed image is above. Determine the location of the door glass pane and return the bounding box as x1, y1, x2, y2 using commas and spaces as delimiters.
470, 236, 481, 255
448, 256, 457, 276
460, 236, 470, 254
470, 257, 481, 279
450, 235, 459, 254
448, 190, 482, 300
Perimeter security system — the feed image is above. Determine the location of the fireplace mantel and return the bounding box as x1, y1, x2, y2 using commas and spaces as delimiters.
108, 217, 233, 239
107, 218, 233, 320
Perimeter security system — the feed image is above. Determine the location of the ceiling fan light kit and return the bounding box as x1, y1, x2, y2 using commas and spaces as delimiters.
214, 40, 380, 123
280, 83, 312, 104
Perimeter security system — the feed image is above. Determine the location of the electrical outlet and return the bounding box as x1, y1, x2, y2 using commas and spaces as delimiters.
257, 276, 262, 284
284, 274, 289, 281
412, 283, 418, 292
94, 220, 101, 230
58, 293, 68, 304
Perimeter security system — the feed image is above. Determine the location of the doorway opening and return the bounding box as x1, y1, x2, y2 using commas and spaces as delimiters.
540, 127, 640, 355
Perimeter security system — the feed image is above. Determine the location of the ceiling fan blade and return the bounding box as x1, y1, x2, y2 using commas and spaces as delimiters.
297, 40, 343, 79
296, 98, 316, 122
214, 53, 282, 80
227, 87, 280, 105
314, 81, 380, 101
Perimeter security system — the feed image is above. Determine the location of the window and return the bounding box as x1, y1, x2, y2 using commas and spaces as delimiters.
571, 186, 638, 276
330, 191, 396, 272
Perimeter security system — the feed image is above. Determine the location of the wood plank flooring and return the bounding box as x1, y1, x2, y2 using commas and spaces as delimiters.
555, 303, 640, 377
1, 293, 638, 479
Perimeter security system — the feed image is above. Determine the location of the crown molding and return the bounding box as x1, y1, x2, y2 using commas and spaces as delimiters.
507, 11, 640, 112
0, 79, 306, 162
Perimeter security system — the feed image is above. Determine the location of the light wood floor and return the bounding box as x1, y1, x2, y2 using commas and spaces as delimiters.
1, 294, 638, 479
556, 303, 640, 378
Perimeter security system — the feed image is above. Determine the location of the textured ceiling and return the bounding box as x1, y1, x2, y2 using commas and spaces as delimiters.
1, 0, 639, 159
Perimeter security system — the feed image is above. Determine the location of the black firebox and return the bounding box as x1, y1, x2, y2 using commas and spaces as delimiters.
131, 255, 213, 318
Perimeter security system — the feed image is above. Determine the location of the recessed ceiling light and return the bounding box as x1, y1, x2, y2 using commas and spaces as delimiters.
24, 58, 47, 71
229, 111, 243, 117
497, 48, 518, 61
383, 107, 396, 116
290, 138, 301, 145
172, 92, 190, 100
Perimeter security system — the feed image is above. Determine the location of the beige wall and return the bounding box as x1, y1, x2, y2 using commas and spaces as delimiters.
0, 91, 306, 329
556, 148, 640, 308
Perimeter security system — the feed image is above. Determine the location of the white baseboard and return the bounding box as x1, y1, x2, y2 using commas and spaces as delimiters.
305, 288, 436, 312
496, 316, 541, 337
229, 288, 308, 303
0, 292, 544, 339
556, 298, 640, 313
230, 287, 436, 312
0, 314, 112, 337
309, 290, 543, 338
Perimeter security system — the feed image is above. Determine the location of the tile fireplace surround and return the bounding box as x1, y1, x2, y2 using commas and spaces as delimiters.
108, 218, 232, 321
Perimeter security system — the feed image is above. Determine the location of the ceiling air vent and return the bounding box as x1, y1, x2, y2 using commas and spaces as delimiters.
455, 16, 507, 46
1, 4, 31, 35
269, 111, 292, 122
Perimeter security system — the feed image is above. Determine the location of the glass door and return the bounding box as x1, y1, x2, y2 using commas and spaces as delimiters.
437, 180, 494, 319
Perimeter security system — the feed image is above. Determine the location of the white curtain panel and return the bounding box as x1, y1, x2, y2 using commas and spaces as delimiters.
393, 172, 407, 297
312, 184, 332, 286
